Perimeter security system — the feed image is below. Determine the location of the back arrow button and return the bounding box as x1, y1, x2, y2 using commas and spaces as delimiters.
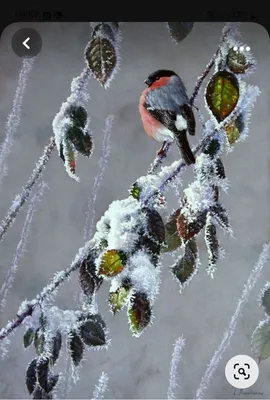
22, 37, 30, 49
11, 28, 42, 58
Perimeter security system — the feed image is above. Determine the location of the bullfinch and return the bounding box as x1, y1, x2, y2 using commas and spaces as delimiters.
139, 69, 196, 165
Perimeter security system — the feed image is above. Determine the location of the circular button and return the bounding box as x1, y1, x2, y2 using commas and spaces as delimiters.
225, 354, 259, 389
11, 28, 42, 58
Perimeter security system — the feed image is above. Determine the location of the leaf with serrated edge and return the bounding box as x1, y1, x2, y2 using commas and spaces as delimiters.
251, 320, 270, 362
205, 70, 239, 122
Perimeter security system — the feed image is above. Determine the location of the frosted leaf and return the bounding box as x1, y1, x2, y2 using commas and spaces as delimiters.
128, 291, 152, 337
224, 84, 260, 152
171, 238, 199, 292
258, 282, 270, 316
68, 331, 84, 366
26, 358, 37, 395
251, 319, 270, 362
85, 22, 121, 89
129, 251, 161, 305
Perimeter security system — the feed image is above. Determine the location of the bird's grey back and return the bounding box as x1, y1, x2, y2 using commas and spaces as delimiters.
146, 75, 190, 111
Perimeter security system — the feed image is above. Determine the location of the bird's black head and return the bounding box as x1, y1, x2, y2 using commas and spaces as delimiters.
144, 69, 177, 87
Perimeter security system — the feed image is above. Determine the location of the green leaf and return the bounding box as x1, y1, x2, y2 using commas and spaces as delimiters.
69, 331, 84, 367
225, 114, 244, 145
98, 249, 127, 277
25, 358, 37, 395
129, 182, 141, 200
260, 285, 270, 315
163, 209, 182, 253
205, 70, 239, 123
109, 279, 132, 314
23, 327, 35, 348
171, 238, 198, 285
67, 105, 88, 128
128, 292, 151, 336
34, 329, 45, 355
226, 48, 249, 74
251, 320, 270, 362
167, 22, 194, 43
85, 35, 117, 88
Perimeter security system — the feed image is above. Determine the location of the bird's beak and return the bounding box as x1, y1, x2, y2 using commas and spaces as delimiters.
144, 78, 151, 86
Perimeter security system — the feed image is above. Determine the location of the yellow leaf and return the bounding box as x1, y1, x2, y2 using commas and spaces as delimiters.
98, 250, 126, 277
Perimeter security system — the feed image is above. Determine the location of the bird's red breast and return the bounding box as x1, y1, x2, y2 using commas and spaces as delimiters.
139, 87, 163, 140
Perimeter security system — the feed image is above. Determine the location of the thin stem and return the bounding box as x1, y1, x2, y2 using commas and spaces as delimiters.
194, 244, 270, 399
167, 335, 185, 399
0, 181, 47, 312
0, 137, 55, 243
0, 58, 35, 186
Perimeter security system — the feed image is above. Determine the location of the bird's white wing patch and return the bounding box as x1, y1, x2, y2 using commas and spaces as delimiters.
175, 114, 187, 130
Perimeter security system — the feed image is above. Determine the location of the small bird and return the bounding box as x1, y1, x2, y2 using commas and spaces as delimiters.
139, 69, 196, 165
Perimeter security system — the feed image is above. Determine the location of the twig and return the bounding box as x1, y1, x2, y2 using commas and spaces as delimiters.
0, 181, 48, 312
0, 58, 35, 186
194, 244, 270, 399
167, 336, 185, 399
0, 137, 55, 243
92, 372, 109, 400
84, 115, 113, 241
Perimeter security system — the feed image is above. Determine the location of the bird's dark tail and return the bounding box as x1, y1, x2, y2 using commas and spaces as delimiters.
174, 130, 195, 165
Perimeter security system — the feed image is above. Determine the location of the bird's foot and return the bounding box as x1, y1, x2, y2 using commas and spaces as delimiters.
156, 142, 167, 158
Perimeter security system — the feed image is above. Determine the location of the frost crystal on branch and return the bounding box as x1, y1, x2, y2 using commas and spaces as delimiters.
0, 58, 35, 186
91, 371, 109, 400
167, 335, 185, 399
84, 115, 114, 241
0, 181, 48, 312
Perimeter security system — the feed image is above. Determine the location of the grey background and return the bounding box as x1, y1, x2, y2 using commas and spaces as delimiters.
0, 22, 269, 399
